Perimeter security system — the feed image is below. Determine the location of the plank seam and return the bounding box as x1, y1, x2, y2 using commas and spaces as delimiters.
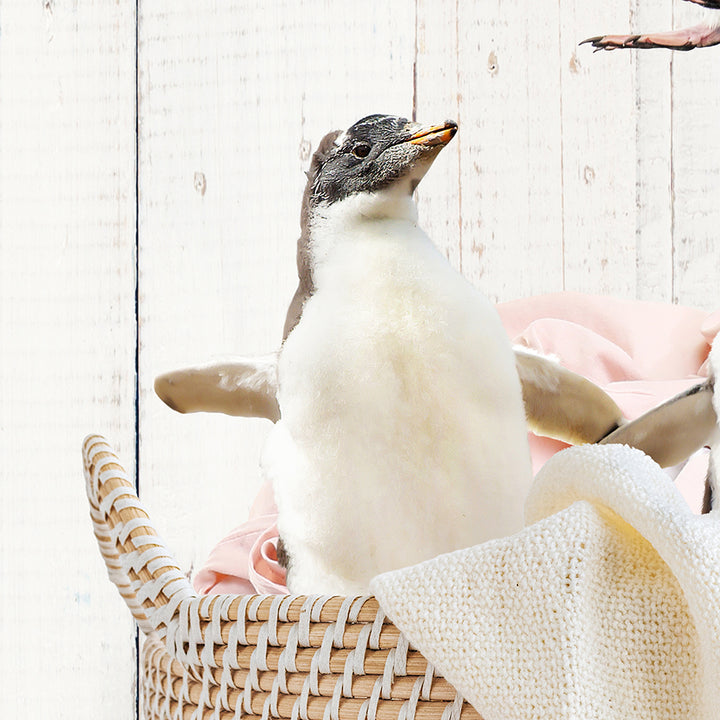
134, 0, 141, 717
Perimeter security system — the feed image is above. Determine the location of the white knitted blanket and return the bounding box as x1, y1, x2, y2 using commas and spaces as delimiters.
371, 443, 720, 719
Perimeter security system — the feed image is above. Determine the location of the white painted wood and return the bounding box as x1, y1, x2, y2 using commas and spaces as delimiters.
559, 0, 641, 298
3, 1, 719, 718
670, 1, 720, 310
454, 0, 566, 303
633, 0, 675, 303
0, 1, 138, 718
414, 0, 462, 269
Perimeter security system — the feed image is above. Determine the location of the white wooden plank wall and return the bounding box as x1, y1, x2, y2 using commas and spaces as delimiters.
0, 2, 138, 717
1, 0, 718, 717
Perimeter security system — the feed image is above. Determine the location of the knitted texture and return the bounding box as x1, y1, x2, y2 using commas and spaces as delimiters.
371, 444, 720, 720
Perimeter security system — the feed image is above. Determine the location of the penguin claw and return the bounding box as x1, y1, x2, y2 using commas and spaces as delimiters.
582, 24, 720, 51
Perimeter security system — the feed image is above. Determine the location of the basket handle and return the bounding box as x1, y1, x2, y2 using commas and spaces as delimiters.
83, 434, 196, 637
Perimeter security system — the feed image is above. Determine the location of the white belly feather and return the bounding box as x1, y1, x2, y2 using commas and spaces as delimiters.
263, 218, 532, 594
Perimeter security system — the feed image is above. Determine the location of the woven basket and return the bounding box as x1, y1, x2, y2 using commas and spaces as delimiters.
83, 434, 480, 720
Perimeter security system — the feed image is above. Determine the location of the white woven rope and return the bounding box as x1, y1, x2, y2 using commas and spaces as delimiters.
358, 677, 384, 720
124, 533, 160, 547
232, 687, 245, 720
317, 624, 335, 675
294, 676, 313, 720
369, 608, 385, 649
311, 596, 335, 621
261, 675, 282, 720
348, 596, 373, 622
214, 676, 233, 718
224, 620, 244, 672
219, 653, 236, 700
297, 597, 315, 647
331, 596, 354, 648
202, 595, 222, 654
393, 633, 409, 675
267, 594, 286, 645
200, 622, 218, 671
323, 677, 344, 720
196, 665, 213, 713
381, 648, 396, 699
177, 667, 192, 719
162, 650, 174, 719
421, 663, 435, 700
352, 623, 372, 675
279, 622, 300, 676
190, 597, 204, 645
95, 464, 130, 493
254, 621, 271, 672
97, 483, 134, 515
308, 636, 322, 696
342, 647, 356, 697
135, 573, 193, 610
248, 595, 268, 621
123, 545, 171, 574
156, 587, 195, 640
226, 595, 250, 646
241, 670, 255, 715
279, 594, 296, 622
110, 515, 150, 545
441, 693, 464, 720
398, 676, 424, 720
171, 599, 195, 665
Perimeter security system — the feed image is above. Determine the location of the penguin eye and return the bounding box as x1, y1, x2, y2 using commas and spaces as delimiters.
352, 143, 371, 159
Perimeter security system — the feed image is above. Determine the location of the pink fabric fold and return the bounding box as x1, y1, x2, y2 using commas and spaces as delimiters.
193, 292, 717, 596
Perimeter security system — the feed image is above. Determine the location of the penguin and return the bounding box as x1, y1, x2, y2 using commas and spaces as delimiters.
263, 114, 538, 594
155, 114, 626, 594
583, 0, 720, 50
600, 376, 719, 513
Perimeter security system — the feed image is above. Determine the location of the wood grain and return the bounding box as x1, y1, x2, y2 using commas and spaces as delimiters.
456, 0, 565, 302
0, 2, 138, 718
670, 1, 720, 308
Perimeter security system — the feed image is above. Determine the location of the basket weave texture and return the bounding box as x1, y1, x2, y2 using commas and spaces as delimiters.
83, 435, 479, 720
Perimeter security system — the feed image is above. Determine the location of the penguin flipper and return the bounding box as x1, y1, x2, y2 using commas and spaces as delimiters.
154, 354, 280, 422
599, 379, 718, 468
514, 347, 624, 445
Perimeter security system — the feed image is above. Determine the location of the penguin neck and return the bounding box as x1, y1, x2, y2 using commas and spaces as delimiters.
307, 186, 425, 287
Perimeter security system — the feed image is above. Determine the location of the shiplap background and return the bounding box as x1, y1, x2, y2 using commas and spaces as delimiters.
1, 0, 718, 716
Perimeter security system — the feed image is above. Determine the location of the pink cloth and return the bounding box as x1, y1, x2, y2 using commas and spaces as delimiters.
193, 293, 718, 596
192, 477, 287, 594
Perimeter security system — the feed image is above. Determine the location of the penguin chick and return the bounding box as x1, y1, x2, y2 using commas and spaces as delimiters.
600, 375, 719, 513
263, 114, 534, 595
583, 0, 720, 50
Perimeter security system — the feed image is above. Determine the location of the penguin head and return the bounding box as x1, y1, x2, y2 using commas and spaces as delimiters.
306, 114, 457, 215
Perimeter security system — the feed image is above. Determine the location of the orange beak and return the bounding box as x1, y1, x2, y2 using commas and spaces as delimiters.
408, 121, 458, 147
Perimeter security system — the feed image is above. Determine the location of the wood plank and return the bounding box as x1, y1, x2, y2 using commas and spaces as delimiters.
454, 0, 564, 303
560, 0, 640, 298
633, 1, 675, 303
670, 1, 720, 311
136, 0, 416, 578
414, 0, 462, 269
0, 2, 138, 718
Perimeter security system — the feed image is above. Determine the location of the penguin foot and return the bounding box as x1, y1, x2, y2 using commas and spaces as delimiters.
582, 24, 720, 51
